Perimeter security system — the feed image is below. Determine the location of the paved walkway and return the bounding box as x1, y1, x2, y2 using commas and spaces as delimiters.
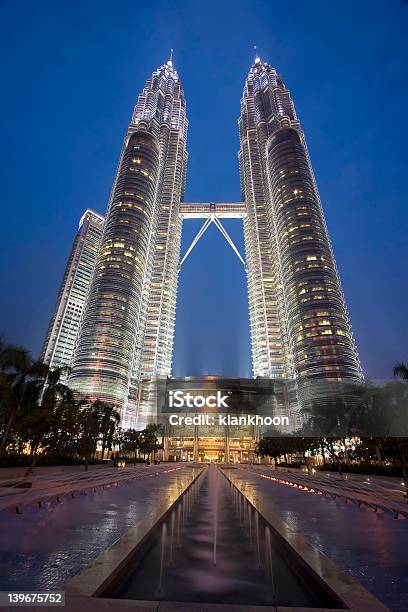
0, 463, 110, 482
232, 466, 408, 612
0, 465, 200, 591
0, 464, 173, 513
248, 465, 408, 518
272, 465, 406, 498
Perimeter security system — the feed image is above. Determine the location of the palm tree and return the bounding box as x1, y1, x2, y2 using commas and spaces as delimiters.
140, 423, 163, 462
99, 403, 120, 460
394, 362, 408, 380
122, 429, 143, 464
76, 399, 118, 470
39, 365, 71, 406
0, 343, 48, 455
77, 402, 102, 471
44, 391, 81, 459
22, 367, 74, 476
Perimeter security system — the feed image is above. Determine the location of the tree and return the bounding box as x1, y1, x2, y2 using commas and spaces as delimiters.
0, 343, 48, 454
122, 429, 143, 464
301, 389, 357, 439
256, 436, 299, 464
76, 402, 102, 471
394, 362, 408, 380
112, 427, 126, 455
73, 400, 120, 470
20, 368, 74, 476
291, 436, 321, 472
139, 424, 163, 462
46, 393, 82, 459
99, 403, 120, 460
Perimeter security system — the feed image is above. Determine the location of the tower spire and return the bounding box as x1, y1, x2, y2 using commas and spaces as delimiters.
254, 45, 260, 64
168, 48, 173, 66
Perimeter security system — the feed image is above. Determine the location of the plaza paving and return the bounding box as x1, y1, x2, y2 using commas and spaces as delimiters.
0, 464, 200, 591
0, 463, 180, 513
230, 466, 408, 612
247, 465, 408, 517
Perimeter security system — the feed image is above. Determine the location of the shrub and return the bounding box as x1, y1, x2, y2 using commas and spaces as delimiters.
318, 462, 402, 477
117, 455, 146, 464
277, 461, 303, 468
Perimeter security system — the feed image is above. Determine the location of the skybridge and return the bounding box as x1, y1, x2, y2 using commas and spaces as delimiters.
179, 201, 246, 219
179, 202, 247, 268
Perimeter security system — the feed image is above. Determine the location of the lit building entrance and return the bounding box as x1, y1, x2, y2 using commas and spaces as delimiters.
151, 376, 293, 463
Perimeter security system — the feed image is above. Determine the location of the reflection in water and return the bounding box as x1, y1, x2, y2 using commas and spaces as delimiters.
116, 466, 337, 608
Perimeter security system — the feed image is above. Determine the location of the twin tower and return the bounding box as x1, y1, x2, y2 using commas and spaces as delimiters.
45, 55, 362, 423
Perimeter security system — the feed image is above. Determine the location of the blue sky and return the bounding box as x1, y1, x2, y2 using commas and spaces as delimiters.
0, 0, 407, 380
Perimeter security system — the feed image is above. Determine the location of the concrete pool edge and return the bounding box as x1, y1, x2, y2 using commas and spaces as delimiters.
22, 595, 383, 611
223, 467, 390, 612
64, 466, 204, 598
19, 595, 364, 611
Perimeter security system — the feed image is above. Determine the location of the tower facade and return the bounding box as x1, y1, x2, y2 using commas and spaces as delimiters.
41, 55, 362, 429
239, 56, 362, 385
68, 58, 188, 420
41, 209, 104, 371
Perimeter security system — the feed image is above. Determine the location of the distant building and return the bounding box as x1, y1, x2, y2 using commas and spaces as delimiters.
41, 209, 104, 371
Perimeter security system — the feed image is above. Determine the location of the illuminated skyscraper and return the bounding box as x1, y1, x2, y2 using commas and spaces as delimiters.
41, 209, 104, 371
239, 55, 362, 384
69, 57, 188, 420
44, 54, 362, 429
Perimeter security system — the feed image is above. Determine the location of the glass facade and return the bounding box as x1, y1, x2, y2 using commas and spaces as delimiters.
239, 56, 362, 386
41, 55, 362, 427
41, 209, 104, 372
267, 128, 361, 381
68, 58, 188, 422
69, 131, 160, 406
